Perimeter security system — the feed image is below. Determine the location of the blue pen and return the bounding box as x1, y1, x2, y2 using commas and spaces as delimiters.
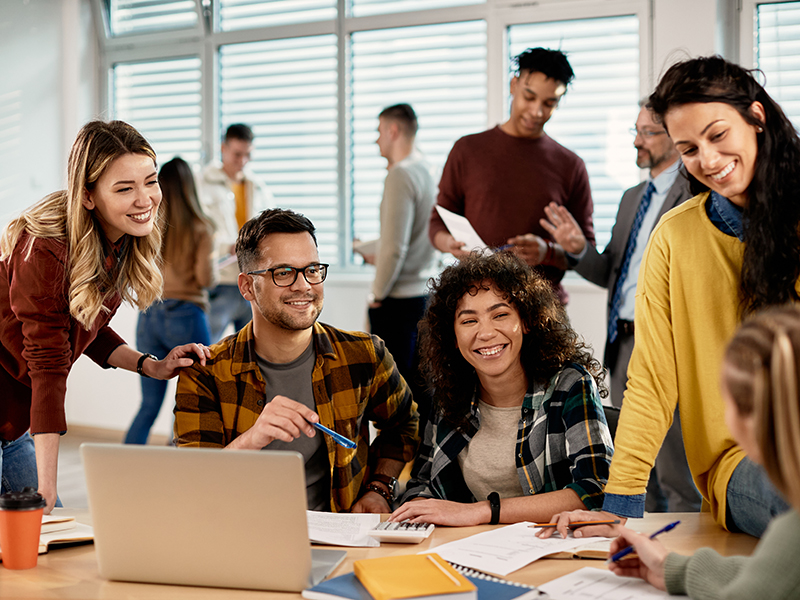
607, 520, 681, 563
313, 422, 357, 449
495, 244, 512, 252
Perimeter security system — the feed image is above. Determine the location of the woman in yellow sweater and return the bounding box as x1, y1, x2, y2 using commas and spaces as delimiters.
543, 56, 795, 538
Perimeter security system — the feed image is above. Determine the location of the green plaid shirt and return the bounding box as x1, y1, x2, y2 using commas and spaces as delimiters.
175, 321, 420, 512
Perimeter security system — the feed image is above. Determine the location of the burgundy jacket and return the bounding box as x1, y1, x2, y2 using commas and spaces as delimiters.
0, 232, 125, 440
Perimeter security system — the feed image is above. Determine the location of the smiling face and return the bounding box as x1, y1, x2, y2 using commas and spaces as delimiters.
454, 283, 527, 384
665, 101, 764, 207
221, 137, 252, 180
83, 153, 161, 243
505, 71, 566, 139
240, 232, 324, 335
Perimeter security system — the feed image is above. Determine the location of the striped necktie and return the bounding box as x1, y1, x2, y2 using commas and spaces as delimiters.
607, 181, 656, 344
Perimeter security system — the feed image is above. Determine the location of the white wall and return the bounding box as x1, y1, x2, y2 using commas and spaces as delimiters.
3, 0, 737, 438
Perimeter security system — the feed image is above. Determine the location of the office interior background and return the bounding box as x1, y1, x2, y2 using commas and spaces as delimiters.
2, 0, 799, 438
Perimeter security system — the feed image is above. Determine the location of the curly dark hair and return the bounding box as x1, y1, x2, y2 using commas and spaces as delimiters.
419, 251, 606, 428
648, 55, 800, 317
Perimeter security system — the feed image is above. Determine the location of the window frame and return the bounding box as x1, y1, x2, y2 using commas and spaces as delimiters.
93, 0, 651, 273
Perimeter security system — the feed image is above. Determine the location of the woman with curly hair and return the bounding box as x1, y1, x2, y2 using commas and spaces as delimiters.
0, 121, 209, 512
390, 251, 613, 526
543, 56, 794, 540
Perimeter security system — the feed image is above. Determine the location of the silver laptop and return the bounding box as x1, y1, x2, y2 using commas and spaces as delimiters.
81, 444, 345, 592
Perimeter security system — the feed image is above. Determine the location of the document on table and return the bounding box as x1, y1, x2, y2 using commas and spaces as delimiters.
423, 522, 604, 576
539, 567, 688, 599
307, 511, 381, 547
435, 206, 488, 252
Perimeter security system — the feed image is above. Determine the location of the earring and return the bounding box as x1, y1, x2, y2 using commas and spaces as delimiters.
757, 126, 764, 133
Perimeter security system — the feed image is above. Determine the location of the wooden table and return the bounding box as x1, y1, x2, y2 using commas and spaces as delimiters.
4, 510, 758, 599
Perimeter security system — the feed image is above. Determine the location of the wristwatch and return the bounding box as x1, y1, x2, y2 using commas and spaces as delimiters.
368, 474, 398, 500
488, 491, 501, 525
137, 353, 157, 378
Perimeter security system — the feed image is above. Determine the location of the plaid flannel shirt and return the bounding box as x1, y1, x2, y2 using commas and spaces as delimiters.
175, 321, 420, 512
402, 363, 613, 508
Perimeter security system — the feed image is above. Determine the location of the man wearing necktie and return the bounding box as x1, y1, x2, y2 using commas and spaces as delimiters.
542, 102, 701, 513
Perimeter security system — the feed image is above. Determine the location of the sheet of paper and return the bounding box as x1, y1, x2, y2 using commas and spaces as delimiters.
539, 567, 688, 599
423, 522, 604, 576
435, 205, 488, 251
307, 511, 380, 547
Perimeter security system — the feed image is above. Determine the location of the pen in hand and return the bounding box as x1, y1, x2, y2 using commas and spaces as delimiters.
312, 422, 357, 449
607, 520, 681, 564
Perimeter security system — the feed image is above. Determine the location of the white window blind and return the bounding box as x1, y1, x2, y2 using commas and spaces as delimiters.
0, 90, 23, 212
219, 36, 340, 262
350, 21, 487, 243
756, 1, 800, 127
218, 0, 337, 31
112, 57, 203, 167
350, 0, 484, 18
108, 0, 198, 36
508, 16, 640, 251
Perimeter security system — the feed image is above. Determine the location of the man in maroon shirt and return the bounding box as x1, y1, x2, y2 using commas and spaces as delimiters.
429, 48, 595, 304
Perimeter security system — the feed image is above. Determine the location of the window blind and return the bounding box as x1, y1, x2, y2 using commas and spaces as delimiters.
0, 90, 23, 212
350, 0, 484, 18
350, 21, 487, 244
756, 1, 800, 127
219, 35, 340, 262
108, 0, 198, 36
218, 0, 337, 31
508, 16, 640, 251
112, 57, 203, 167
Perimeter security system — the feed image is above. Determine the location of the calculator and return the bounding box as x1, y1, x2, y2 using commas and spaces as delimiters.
367, 521, 435, 544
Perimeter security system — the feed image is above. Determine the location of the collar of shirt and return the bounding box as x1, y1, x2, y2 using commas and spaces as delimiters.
708, 190, 745, 241
650, 158, 682, 196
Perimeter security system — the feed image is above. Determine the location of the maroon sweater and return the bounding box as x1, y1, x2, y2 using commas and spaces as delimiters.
0, 232, 125, 440
429, 126, 595, 303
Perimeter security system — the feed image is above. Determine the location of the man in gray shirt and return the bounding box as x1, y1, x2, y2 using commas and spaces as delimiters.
361, 104, 438, 424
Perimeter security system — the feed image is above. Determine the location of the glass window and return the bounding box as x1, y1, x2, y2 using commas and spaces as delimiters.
350, 21, 487, 244
350, 0, 484, 18
756, 1, 800, 126
218, 0, 337, 32
219, 35, 340, 262
508, 15, 640, 251
108, 0, 198, 36
112, 57, 203, 166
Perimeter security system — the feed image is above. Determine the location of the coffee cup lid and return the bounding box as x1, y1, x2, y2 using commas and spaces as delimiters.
0, 487, 47, 510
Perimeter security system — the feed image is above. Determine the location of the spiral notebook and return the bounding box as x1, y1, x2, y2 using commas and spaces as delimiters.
302, 563, 548, 600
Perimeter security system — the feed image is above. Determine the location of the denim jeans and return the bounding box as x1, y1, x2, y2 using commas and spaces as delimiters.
0, 432, 62, 506
208, 284, 251, 343
726, 456, 790, 537
124, 300, 211, 445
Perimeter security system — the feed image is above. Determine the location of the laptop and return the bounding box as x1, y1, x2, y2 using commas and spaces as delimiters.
81, 443, 346, 592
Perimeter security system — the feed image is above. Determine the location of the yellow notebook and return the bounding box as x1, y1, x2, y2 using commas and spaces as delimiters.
354, 553, 477, 600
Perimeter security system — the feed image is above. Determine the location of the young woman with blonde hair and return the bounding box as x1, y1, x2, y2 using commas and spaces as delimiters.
124, 157, 217, 444
0, 120, 208, 512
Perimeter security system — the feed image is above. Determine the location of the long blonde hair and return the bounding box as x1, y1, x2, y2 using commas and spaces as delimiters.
0, 120, 163, 329
724, 304, 800, 510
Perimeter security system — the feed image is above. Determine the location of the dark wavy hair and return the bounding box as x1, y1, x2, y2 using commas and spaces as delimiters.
419, 251, 605, 428
648, 55, 800, 317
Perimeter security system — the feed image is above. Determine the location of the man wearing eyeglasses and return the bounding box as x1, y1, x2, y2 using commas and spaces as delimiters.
541, 102, 701, 513
174, 209, 420, 514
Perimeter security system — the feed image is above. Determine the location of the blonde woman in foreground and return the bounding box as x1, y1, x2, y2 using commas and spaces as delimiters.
550, 305, 800, 598
0, 121, 208, 512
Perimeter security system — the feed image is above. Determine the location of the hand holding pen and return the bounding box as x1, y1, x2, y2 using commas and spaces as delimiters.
606, 521, 680, 593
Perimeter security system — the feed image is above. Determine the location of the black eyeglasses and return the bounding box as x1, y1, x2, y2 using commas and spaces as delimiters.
247, 263, 329, 287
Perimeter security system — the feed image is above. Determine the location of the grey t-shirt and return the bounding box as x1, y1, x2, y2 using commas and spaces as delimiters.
256, 341, 330, 511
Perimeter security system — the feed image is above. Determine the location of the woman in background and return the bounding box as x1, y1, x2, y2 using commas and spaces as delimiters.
391, 251, 613, 525
125, 157, 217, 444
0, 121, 208, 512
607, 305, 800, 597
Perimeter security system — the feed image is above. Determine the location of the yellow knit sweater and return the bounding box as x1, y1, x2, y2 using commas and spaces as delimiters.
605, 192, 748, 527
